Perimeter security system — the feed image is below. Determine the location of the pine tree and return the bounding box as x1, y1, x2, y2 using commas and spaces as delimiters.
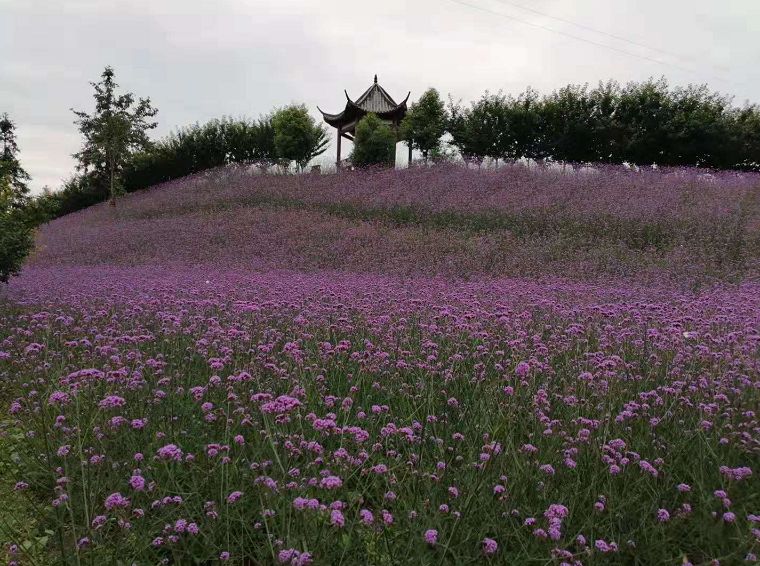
72, 66, 158, 205
0, 113, 31, 208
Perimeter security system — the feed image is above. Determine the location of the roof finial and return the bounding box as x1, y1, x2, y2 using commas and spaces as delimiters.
374, 74, 377, 84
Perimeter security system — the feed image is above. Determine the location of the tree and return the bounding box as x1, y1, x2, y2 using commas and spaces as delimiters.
0, 173, 34, 283
350, 113, 397, 168
541, 84, 598, 165
224, 114, 278, 170
72, 66, 158, 205
730, 104, 760, 171
0, 113, 31, 208
587, 81, 624, 163
666, 84, 732, 168
507, 88, 546, 164
401, 88, 447, 163
272, 104, 328, 171
447, 94, 504, 165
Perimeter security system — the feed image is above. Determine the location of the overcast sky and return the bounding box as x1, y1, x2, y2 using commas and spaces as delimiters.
3, 0, 760, 193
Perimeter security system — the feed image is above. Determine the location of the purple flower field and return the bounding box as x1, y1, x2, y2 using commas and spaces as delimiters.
1, 166, 759, 564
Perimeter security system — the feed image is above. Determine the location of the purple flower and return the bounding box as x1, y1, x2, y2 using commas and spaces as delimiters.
359, 509, 374, 525
98, 395, 126, 409
104, 492, 130, 510
48, 391, 70, 406
157, 443, 183, 461
424, 529, 438, 545
539, 464, 555, 476
330, 509, 345, 527
129, 474, 145, 491
482, 537, 498, 555
320, 475, 342, 489
227, 490, 243, 504
515, 361, 530, 377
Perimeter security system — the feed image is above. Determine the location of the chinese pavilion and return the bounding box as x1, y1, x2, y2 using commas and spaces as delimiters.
318, 75, 410, 168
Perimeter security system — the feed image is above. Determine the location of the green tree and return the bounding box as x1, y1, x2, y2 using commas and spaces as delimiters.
401, 88, 447, 163
541, 84, 598, 165
350, 113, 397, 168
0, 173, 34, 283
447, 94, 504, 165
731, 104, 760, 171
225, 114, 277, 166
507, 88, 546, 164
272, 104, 328, 171
72, 66, 158, 205
666, 84, 732, 168
0, 113, 31, 208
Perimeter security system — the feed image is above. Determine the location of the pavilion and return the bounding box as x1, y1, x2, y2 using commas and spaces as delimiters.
318, 76, 411, 168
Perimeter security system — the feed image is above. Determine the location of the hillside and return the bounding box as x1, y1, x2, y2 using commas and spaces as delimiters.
2, 165, 760, 565
27, 164, 760, 283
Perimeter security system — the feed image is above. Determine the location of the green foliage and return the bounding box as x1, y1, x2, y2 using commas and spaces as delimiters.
72, 66, 158, 205
447, 95, 500, 164
0, 177, 34, 283
123, 116, 277, 191
0, 113, 31, 208
0, 117, 34, 281
23, 174, 108, 227
400, 88, 447, 161
272, 104, 329, 171
447, 78, 760, 170
350, 113, 397, 168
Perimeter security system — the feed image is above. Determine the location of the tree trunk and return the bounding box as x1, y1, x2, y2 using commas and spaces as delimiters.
109, 161, 116, 207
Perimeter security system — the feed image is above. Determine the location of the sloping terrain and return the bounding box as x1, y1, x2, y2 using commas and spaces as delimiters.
1, 165, 759, 565
29, 164, 760, 283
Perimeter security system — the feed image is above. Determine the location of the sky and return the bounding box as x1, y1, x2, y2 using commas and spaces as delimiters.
2, 0, 760, 193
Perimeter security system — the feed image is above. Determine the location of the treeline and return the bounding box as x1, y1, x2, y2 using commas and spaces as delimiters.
124, 116, 278, 191
446, 78, 760, 170
23, 67, 330, 226
14, 73, 760, 233
24, 116, 285, 224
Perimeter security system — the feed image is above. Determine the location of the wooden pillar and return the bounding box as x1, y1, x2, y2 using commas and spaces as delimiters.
408, 142, 413, 168
336, 127, 342, 170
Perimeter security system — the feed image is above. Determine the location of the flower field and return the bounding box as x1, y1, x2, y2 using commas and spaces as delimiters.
1, 166, 759, 564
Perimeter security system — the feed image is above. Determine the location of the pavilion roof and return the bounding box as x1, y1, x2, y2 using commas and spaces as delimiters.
319, 75, 410, 129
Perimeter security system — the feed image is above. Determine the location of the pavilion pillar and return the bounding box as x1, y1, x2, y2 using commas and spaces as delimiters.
408, 142, 413, 168
336, 127, 342, 170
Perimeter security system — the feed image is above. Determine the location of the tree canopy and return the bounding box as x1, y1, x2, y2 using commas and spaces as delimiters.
350, 113, 397, 168
124, 116, 278, 191
401, 88, 447, 162
447, 78, 760, 170
72, 66, 158, 205
0, 113, 31, 208
272, 105, 329, 171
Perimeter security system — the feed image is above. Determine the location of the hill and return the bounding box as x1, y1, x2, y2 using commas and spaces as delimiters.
27, 164, 760, 284
1, 165, 759, 565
